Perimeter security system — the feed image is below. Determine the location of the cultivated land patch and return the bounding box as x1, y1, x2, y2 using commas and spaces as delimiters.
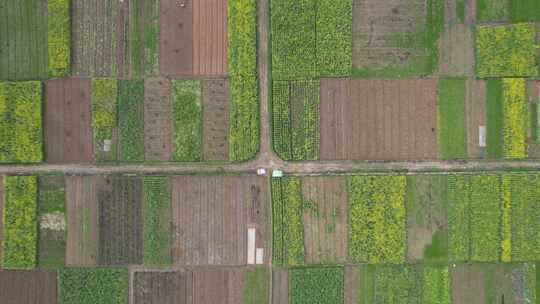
38, 175, 66, 268
72, 0, 118, 77
301, 176, 348, 264
465, 79, 487, 158
319, 78, 438, 161
133, 268, 257, 304
272, 268, 288, 304
171, 175, 269, 266
44, 78, 93, 164
66, 176, 98, 267
0, 0, 47, 80
352, 0, 442, 76
144, 77, 172, 161
202, 79, 230, 161
160, 0, 227, 76
406, 175, 448, 262
0, 270, 57, 304
438, 23, 474, 76
97, 176, 143, 266
0, 177, 3, 266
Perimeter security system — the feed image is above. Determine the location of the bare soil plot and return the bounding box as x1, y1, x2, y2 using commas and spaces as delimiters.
44, 78, 94, 164
66, 176, 98, 267
465, 79, 487, 158
0, 270, 57, 304
192, 0, 228, 76
451, 264, 486, 304
144, 77, 172, 161
116, 0, 129, 78
160, 0, 193, 76
352, 0, 426, 69
133, 270, 194, 304
406, 175, 448, 262
344, 266, 360, 304
97, 176, 143, 266
438, 23, 475, 76
465, 0, 476, 25
301, 176, 348, 264
171, 175, 269, 266
133, 268, 245, 304
272, 268, 288, 304
202, 79, 230, 161
72, 0, 118, 77
319, 78, 438, 161
0, 177, 3, 267
527, 80, 539, 104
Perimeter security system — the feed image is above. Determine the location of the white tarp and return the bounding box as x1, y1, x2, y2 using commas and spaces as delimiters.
247, 228, 256, 264
479, 126, 486, 147
256, 248, 264, 264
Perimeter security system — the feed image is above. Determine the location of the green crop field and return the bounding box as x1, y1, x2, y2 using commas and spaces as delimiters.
142, 177, 171, 266
59, 268, 128, 304
0, 81, 43, 163
272, 80, 320, 160
118, 80, 144, 162
289, 267, 343, 304
3, 176, 38, 269
271, 177, 305, 267
502, 78, 527, 159
348, 175, 407, 264
91, 78, 118, 162
476, 23, 538, 78
171, 80, 202, 162
438, 78, 467, 159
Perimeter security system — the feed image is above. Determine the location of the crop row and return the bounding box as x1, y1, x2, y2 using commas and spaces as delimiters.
228, 0, 259, 161
270, 0, 352, 80
272, 80, 320, 161
0, 81, 42, 163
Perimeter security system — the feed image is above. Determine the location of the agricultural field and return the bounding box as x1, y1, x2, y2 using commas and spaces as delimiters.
171, 175, 269, 266
133, 267, 268, 304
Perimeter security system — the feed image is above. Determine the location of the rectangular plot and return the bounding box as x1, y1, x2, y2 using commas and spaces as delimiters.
465, 79, 487, 158
451, 264, 486, 304
439, 23, 475, 76
406, 175, 448, 262
301, 176, 348, 264
344, 266, 360, 304
272, 269, 289, 304
320, 78, 438, 160
172, 80, 202, 162
0, 270, 57, 304
97, 176, 143, 266
44, 78, 93, 164
38, 175, 66, 268
202, 79, 229, 161
66, 176, 98, 267
0, 1, 47, 80
133, 270, 194, 304
144, 77, 172, 161
118, 80, 145, 161
160, 0, 193, 75
194, 268, 245, 304
193, 0, 228, 76
171, 176, 268, 266
0, 177, 3, 266
72, 0, 118, 77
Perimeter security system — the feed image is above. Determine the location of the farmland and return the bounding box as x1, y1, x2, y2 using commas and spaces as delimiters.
4, 0, 540, 302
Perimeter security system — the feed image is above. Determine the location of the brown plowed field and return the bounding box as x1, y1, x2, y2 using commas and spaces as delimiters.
133, 268, 245, 304
352, 0, 426, 69
444, 0, 457, 23
452, 264, 485, 304
160, 0, 193, 76
116, 0, 129, 79
66, 176, 98, 267
465, 0, 476, 25
527, 80, 539, 104
97, 176, 143, 266
202, 79, 230, 161
272, 268, 288, 304
0, 270, 57, 304
44, 78, 94, 164
171, 176, 268, 266
344, 266, 360, 304
72, 0, 118, 76
301, 176, 348, 264
319, 78, 438, 161
0, 177, 3, 267
193, 0, 228, 76
439, 23, 474, 76
465, 79, 486, 158
144, 77, 173, 161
